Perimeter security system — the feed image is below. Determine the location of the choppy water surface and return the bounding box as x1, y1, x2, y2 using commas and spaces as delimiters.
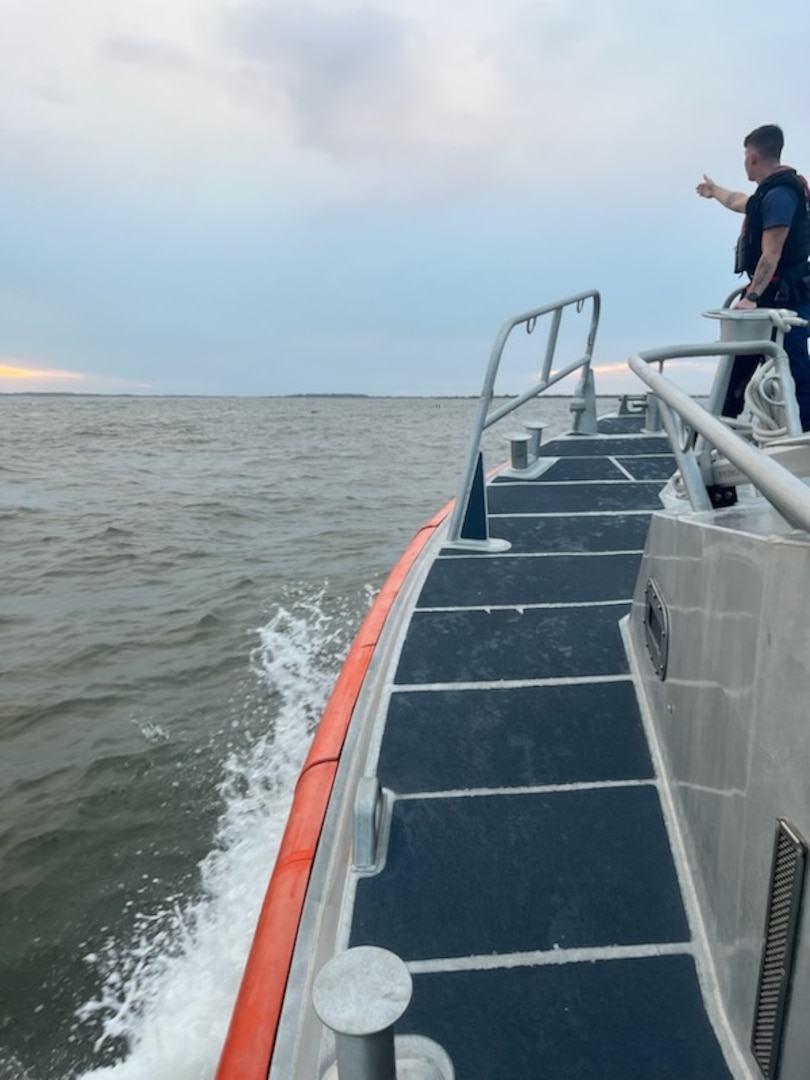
0, 393, 599, 1079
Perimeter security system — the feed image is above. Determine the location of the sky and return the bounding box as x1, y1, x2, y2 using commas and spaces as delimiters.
1, 0, 809, 396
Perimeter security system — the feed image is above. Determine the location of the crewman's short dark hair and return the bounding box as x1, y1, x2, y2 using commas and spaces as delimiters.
744, 125, 784, 162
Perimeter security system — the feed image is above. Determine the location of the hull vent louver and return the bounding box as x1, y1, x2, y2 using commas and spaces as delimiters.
751, 819, 808, 1078
643, 578, 669, 680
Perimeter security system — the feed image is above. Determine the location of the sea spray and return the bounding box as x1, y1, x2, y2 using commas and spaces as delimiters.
75, 584, 369, 1080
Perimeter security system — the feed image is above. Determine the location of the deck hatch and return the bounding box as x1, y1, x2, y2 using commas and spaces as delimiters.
751, 819, 808, 1079
643, 578, 669, 680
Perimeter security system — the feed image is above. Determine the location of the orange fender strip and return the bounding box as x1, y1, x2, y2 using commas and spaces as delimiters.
216, 500, 453, 1080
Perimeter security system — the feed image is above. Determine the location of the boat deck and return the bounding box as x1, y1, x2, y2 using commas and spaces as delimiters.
347, 415, 734, 1077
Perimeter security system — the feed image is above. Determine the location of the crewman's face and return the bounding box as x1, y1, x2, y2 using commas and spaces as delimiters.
744, 145, 757, 182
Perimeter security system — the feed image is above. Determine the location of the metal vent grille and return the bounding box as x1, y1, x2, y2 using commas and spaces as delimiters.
643, 578, 669, 680
751, 819, 808, 1078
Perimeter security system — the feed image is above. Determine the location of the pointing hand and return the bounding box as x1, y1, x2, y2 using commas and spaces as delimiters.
696, 174, 715, 199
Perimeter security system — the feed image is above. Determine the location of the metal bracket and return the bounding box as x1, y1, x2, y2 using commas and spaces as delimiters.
353, 778, 394, 874
444, 451, 511, 553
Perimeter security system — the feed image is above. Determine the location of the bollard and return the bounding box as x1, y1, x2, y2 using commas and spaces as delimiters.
313, 947, 412, 1080
509, 434, 531, 470
523, 420, 545, 459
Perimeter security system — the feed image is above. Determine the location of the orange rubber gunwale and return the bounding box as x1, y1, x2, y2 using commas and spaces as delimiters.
216, 500, 454, 1080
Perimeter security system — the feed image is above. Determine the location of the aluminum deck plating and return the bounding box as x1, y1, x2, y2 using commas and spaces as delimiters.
344, 415, 734, 1077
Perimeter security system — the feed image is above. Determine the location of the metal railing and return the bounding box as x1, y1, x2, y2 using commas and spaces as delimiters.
628, 345, 810, 531
446, 290, 601, 545
723, 285, 747, 308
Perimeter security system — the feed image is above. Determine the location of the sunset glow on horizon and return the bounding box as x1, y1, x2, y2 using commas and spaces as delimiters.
0, 364, 85, 381
0, 361, 153, 395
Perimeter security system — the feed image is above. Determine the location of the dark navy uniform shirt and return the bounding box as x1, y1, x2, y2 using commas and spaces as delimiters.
761, 185, 799, 230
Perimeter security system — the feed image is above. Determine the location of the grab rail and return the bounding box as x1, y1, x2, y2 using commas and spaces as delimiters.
446, 290, 601, 545
628, 344, 810, 531
723, 285, 746, 308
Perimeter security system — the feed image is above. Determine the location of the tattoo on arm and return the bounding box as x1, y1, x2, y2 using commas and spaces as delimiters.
751, 257, 775, 294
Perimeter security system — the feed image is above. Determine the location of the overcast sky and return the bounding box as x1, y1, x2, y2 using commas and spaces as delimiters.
2, 0, 809, 396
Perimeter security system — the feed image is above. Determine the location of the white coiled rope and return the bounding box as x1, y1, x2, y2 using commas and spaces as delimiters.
742, 309, 808, 444
743, 357, 789, 442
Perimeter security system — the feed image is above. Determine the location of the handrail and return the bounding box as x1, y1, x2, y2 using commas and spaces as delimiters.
628, 344, 810, 531
723, 284, 747, 308
446, 290, 601, 544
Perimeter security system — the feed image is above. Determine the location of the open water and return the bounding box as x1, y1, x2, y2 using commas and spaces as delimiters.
0, 393, 607, 1080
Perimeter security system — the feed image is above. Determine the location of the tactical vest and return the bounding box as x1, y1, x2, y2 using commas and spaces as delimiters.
735, 168, 810, 293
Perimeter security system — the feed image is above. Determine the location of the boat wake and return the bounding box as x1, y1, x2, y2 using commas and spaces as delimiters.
73, 584, 369, 1080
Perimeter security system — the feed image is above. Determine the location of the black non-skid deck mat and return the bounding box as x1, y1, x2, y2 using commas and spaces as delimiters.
492, 456, 629, 483
397, 958, 733, 1078
418, 552, 639, 608
488, 480, 664, 515
378, 681, 652, 793
540, 456, 630, 481
615, 454, 676, 480
451, 513, 652, 555
598, 413, 649, 433
346, 424, 731, 1076
394, 603, 629, 684
351, 785, 688, 959
537, 435, 669, 457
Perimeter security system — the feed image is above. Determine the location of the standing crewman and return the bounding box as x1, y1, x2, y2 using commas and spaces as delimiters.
697, 124, 810, 429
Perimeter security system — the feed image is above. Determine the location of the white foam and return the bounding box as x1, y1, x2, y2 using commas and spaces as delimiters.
131, 720, 170, 745
75, 584, 368, 1080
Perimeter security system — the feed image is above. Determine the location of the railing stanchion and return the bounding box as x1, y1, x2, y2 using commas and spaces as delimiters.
541, 307, 563, 383
446, 290, 602, 550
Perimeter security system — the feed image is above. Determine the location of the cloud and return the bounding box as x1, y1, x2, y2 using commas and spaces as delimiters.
0, 0, 261, 184
214, 0, 730, 209
223, 0, 512, 187
2, 0, 798, 208
101, 33, 196, 72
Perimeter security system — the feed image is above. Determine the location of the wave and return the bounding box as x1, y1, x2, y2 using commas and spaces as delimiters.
71, 583, 369, 1080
